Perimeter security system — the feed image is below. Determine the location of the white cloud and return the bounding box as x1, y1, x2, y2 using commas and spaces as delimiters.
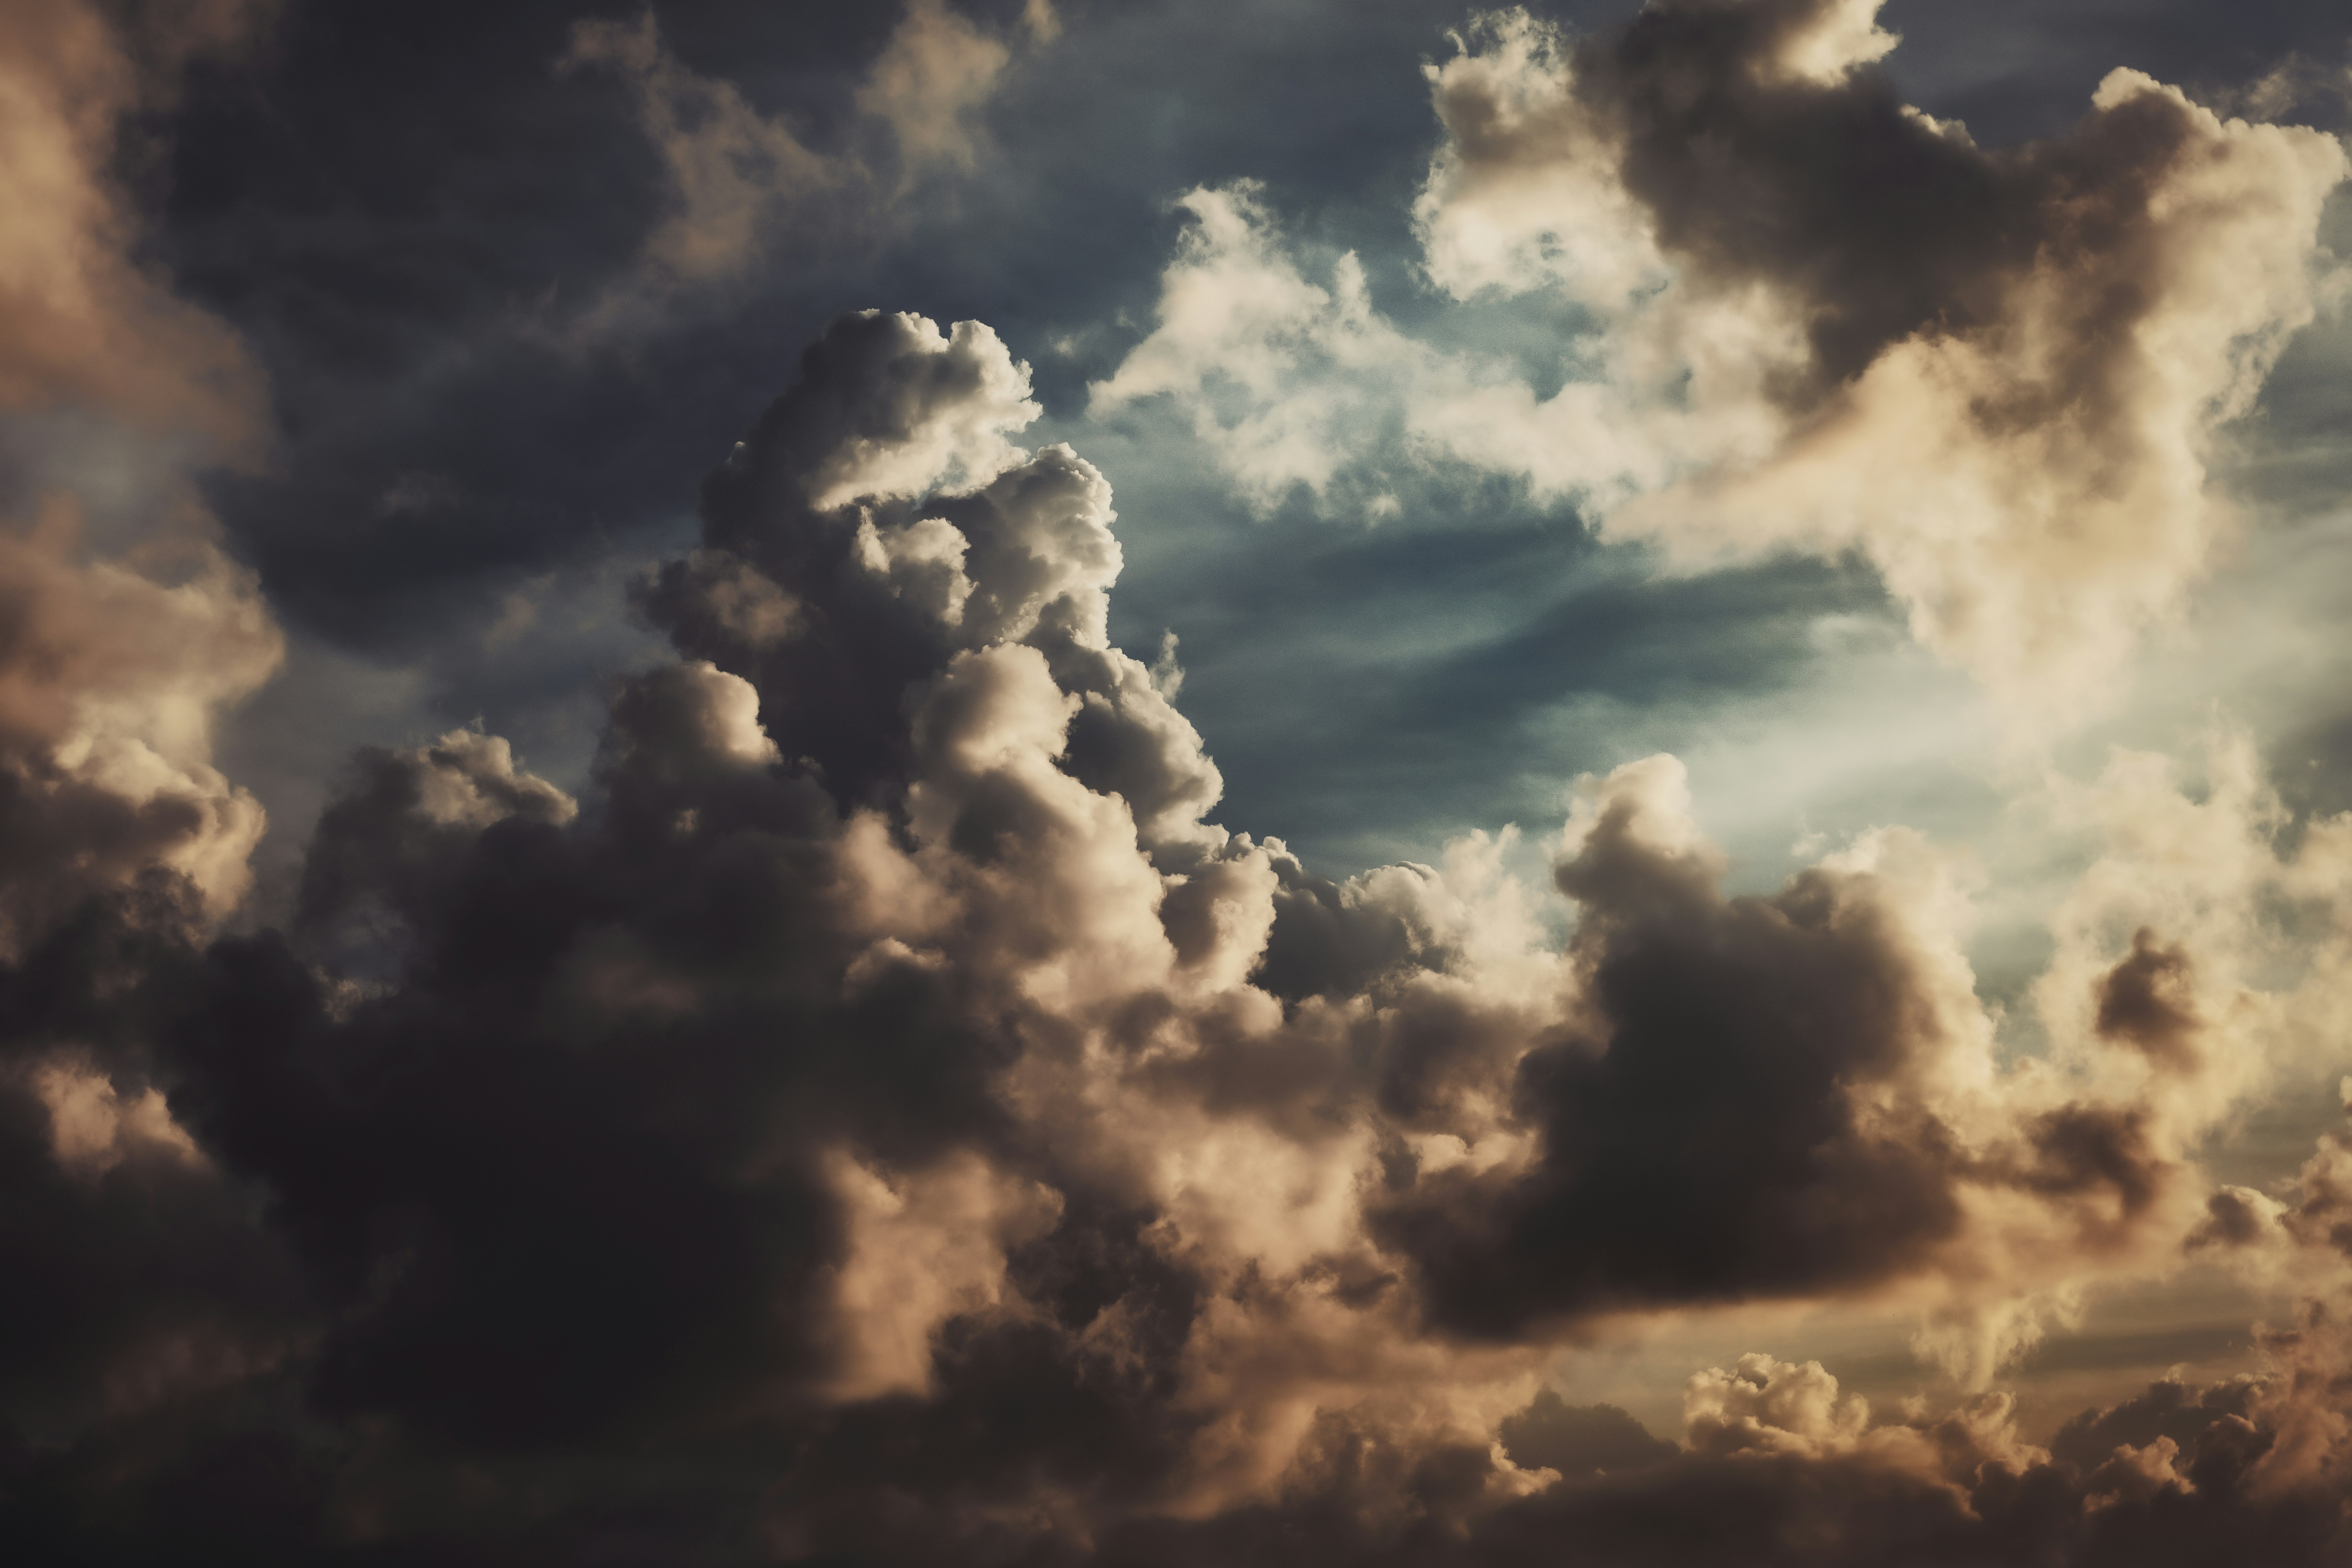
1097, 3, 2351, 724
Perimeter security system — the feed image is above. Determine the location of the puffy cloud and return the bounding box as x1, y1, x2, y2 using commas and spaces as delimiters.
1103, 0, 2350, 715
1090, 184, 1442, 508
0, 299, 2341, 1563
1600, 53, 2347, 709
1083, 1343, 2351, 1565
1361, 750, 2339, 1364
0, 500, 280, 956
1414, 8, 1661, 306
296, 725, 577, 949
818, 1147, 1062, 1401
1497, 1387, 1676, 1477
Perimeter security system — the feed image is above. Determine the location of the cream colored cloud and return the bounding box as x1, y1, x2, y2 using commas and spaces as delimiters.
1090, 178, 1788, 518
0, 0, 270, 449
401, 729, 582, 828
668, 310, 2352, 1507
30, 1054, 205, 1178
801, 314, 1042, 509
1089, 185, 1444, 508
1100, 2, 2350, 722
819, 1147, 1062, 1402
1448, 19, 2346, 717
1612, 70, 2348, 716
1415, 9, 1660, 304
0, 498, 280, 950
1759, 0, 1899, 86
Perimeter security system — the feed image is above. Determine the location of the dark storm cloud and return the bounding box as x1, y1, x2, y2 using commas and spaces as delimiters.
0, 308, 1252, 1560
1379, 855, 1965, 1332
1368, 760, 2212, 1339
1572, 0, 2335, 404
0, 893, 307, 1441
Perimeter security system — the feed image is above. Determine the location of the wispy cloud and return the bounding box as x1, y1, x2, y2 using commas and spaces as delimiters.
1098, 3, 2350, 721
557, 0, 1051, 342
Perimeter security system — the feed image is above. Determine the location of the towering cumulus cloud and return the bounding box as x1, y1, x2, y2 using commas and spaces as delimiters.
4, 299, 2349, 1563
8, 2, 2352, 1564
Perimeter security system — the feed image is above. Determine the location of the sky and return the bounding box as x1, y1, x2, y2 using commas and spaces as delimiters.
8, 0, 2352, 1562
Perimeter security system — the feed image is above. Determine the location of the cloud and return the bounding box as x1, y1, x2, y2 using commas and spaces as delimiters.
0, 0, 271, 451
1089, 1342, 2352, 1565
0, 0, 290, 963
28, 1053, 204, 1179
1101, 0, 2351, 717
1363, 745, 2352, 1364
4, 294, 2348, 1561
561, 11, 839, 301
560, 1, 1049, 339
14, 3, 2352, 1559
1497, 1388, 1676, 1476
0, 501, 279, 954
1089, 185, 1442, 509
0, 1, 308, 1494
854, 0, 1015, 181
818, 1146, 1062, 1401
